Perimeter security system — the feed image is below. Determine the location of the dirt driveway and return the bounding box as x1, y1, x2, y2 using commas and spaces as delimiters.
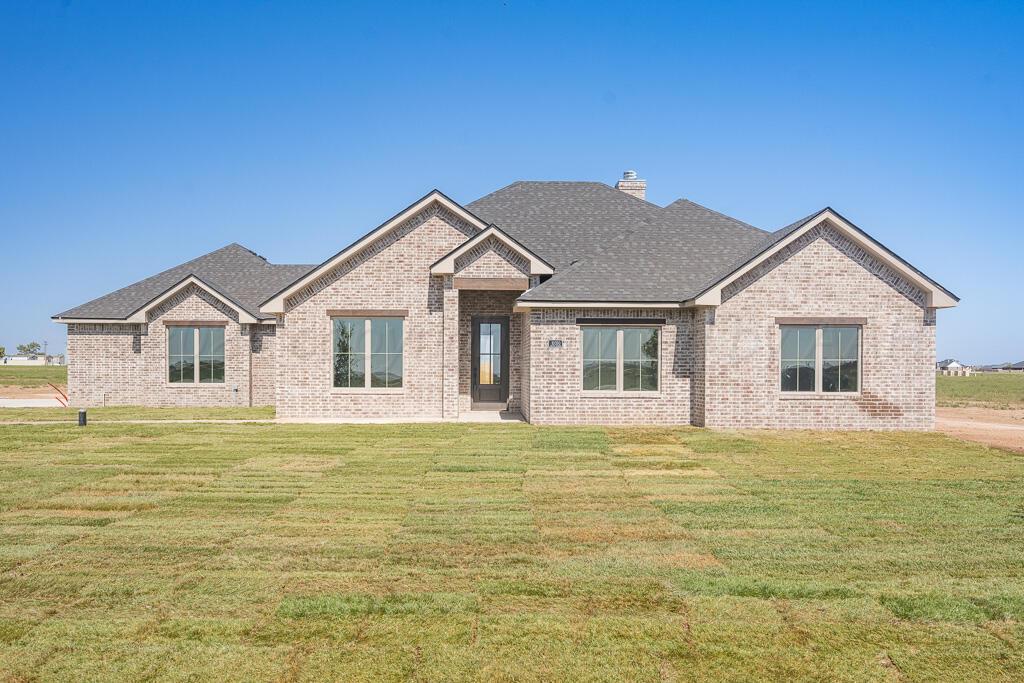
936, 407, 1024, 453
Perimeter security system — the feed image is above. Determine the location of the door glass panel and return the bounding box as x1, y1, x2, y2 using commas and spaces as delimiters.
478, 322, 502, 386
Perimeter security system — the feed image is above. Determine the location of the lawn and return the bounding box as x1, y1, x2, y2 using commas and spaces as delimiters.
0, 365, 67, 388
936, 373, 1024, 408
0, 423, 1022, 681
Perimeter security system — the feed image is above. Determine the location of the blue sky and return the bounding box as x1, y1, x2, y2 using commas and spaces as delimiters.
1, 0, 1021, 362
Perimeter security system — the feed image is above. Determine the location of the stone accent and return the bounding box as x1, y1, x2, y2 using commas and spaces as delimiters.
524, 308, 697, 425
704, 227, 935, 430
457, 290, 521, 411
67, 285, 271, 407
275, 205, 477, 419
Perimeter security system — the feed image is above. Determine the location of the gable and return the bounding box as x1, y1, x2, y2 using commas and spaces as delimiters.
261, 190, 488, 313
430, 225, 553, 277
692, 210, 957, 308
453, 236, 531, 279
719, 224, 929, 310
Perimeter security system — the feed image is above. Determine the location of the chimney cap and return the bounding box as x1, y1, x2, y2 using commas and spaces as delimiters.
622, 170, 638, 180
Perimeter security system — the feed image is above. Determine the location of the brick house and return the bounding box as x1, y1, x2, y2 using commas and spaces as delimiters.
53, 172, 958, 428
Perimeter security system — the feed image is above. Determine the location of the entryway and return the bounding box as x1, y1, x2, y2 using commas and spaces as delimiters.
471, 315, 509, 407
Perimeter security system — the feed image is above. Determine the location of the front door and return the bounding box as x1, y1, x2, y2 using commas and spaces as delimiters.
471, 316, 509, 404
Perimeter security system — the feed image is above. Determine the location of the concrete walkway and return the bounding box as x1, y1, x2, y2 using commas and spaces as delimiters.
0, 411, 527, 426
0, 398, 66, 408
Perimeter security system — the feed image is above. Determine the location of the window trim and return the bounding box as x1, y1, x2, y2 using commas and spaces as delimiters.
778, 323, 862, 398
166, 324, 226, 386
579, 324, 662, 397
329, 316, 406, 393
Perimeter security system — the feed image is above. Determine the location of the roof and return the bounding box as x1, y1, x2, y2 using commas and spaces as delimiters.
937, 359, 964, 368
53, 244, 313, 322
56, 180, 958, 320
467, 182, 665, 271
515, 196, 768, 302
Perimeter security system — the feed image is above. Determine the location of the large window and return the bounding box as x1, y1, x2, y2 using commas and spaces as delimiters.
582, 326, 659, 392
780, 325, 859, 393
168, 326, 224, 384
333, 317, 403, 389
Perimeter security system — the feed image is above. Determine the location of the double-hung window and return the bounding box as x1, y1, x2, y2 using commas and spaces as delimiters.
582, 326, 659, 392
332, 317, 403, 389
168, 326, 225, 384
780, 325, 860, 393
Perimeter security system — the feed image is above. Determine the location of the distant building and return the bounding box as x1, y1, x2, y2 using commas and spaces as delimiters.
1, 354, 46, 366
936, 359, 972, 376
47, 354, 66, 366
975, 362, 1024, 373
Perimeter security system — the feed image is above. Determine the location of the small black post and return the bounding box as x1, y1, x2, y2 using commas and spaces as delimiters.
78, 409, 87, 427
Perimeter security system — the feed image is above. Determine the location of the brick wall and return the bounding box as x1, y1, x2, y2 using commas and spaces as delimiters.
703, 225, 936, 430
274, 204, 476, 419
524, 307, 697, 425
67, 285, 274, 407
520, 310, 531, 421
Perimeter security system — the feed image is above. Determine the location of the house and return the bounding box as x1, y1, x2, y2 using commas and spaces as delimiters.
936, 358, 972, 376
976, 362, 1024, 373
53, 172, 958, 429
2, 354, 46, 366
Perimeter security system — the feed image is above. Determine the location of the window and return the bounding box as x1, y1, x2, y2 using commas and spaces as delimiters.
582, 326, 659, 392
168, 326, 224, 384
780, 325, 859, 393
332, 317, 403, 389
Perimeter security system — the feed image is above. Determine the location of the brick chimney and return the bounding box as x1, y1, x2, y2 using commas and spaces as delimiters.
615, 170, 646, 200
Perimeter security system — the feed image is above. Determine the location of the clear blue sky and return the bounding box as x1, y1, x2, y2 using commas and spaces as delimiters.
1, 1, 1021, 362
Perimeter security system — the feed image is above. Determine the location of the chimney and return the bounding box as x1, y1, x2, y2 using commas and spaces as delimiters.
615, 170, 646, 200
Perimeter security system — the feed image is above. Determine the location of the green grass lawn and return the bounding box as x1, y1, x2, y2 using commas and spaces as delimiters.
0, 423, 1022, 681
0, 365, 67, 387
936, 373, 1024, 408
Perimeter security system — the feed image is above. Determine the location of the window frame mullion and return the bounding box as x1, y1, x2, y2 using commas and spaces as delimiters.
615, 328, 624, 392
815, 326, 823, 393
363, 318, 372, 389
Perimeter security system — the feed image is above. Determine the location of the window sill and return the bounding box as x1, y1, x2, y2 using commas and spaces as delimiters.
330, 388, 406, 395
580, 390, 662, 399
166, 383, 227, 388
778, 391, 860, 400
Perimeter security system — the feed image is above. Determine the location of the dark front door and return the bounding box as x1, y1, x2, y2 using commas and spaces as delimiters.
471, 316, 510, 404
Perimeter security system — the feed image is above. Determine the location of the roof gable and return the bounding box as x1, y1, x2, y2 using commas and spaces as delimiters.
260, 190, 489, 314
430, 225, 553, 276
690, 208, 958, 308
53, 243, 313, 323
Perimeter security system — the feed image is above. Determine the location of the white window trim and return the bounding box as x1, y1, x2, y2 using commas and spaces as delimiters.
579, 325, 662, 397
166, 326, 226, 386
329, 317, 406, 393
778, 324, 862, 398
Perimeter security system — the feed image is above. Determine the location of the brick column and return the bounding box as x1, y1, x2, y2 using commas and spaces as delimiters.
442, 277, 460, 419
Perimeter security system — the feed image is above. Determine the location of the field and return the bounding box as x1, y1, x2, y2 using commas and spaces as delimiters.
0, 422, 1022, 681
0, 365, 67, 388
937, 373, 1024, 408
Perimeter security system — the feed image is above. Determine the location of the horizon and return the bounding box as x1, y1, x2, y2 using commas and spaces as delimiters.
1, 1, 1021, 363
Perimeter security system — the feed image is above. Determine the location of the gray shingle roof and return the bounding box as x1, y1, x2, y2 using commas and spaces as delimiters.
56, 181, 955, 317
467, 181, 664, 270
494, 190, 769, 302
53, 244, 313, 321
